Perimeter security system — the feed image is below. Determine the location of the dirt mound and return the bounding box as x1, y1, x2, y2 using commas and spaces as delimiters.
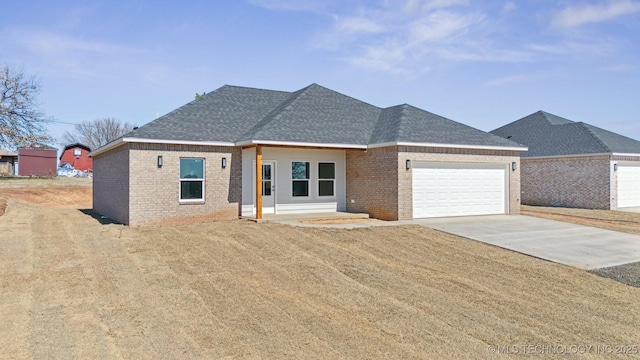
0, 186, 92, 208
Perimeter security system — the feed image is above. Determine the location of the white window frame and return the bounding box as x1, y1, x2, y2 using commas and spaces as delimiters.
291, 160, 310, 198
318, 161, 336, 197
179, 157, 205, 202
73, 148, 82, 157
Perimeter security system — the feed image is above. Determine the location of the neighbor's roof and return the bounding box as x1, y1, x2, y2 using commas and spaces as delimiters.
0, 149, 18, 157
93, 83, 525, 156
491, 111, 640, 157
61, 143, 91, 152
18, 143, 57, 151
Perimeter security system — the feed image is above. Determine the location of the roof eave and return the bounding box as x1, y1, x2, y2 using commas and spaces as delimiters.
89, 137, 237, 157
236, 139, 367, 149
368, 141, 528, 152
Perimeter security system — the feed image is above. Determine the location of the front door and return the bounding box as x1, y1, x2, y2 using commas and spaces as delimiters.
262, 161, 276, 213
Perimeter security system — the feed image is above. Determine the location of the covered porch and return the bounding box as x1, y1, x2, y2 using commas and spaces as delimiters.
241, 144, 354, 219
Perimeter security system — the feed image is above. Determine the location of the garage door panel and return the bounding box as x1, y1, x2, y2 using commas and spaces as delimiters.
618, 165, 640, 208
412, 164, 506, 218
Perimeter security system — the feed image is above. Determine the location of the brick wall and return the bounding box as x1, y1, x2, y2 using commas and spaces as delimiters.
346, 146, 521, 221
346, 147, 399, 220
398, 146, 521, 219
521, 156, 611, 209
93, 144, 130, 224
127, 143, 241, 226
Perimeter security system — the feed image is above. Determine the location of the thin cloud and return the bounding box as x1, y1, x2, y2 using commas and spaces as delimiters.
4, 28, 139, 79
11, 30, 126, 56
502, 2, 516, 14
314, 2, 514, 73
528, 39, 616, 57
400, 0, 469, 12
335, 16, 387, 35
248, 0, 331, 12
552, 0, 640, 28
485, 74, 527, 86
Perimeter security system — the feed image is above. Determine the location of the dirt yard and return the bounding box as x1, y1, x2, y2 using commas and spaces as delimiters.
1, 180, 640, 359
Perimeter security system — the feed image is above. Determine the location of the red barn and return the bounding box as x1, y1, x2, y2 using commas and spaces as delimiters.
60, 143, 92, 171
18, 144, 58, 177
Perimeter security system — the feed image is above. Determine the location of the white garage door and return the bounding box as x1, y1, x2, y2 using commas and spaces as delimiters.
618, 164, 640, 208
412, 163, 507, 218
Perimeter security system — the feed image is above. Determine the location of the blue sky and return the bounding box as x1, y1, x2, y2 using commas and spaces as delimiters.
2, 0, 639, 144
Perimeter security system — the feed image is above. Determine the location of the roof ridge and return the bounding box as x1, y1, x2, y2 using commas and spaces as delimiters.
578, 122, 613, 152
396, 104, 413, 139
537, 111, 554, 125
537, 110, 575, 126
218, 84, 291, 94
237, 87, 307, 141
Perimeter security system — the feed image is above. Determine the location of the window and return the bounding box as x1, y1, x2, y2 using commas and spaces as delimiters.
180, 158, 204, 201
73, 148, 82, 157
318, 162, 335, 196
292, 161, 309, 197
262, 164, 272, 196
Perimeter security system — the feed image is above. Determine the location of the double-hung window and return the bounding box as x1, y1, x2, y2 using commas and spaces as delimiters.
318, 162, 335, 197
292, 161, 310, 197
180, 158, 205, 201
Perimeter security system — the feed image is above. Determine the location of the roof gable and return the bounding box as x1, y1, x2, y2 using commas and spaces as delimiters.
491, 111, 640, 157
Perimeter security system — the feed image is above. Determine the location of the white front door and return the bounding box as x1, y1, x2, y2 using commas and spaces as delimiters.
262, 161, 276, 213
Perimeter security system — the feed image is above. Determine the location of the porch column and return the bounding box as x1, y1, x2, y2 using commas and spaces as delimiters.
256, 145, 263, 219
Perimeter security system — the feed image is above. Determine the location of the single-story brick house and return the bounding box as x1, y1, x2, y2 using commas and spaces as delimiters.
491, 110, 640, 210
90, 84, 526, 226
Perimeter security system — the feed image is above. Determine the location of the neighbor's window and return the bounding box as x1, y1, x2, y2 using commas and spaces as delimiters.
73, 148, 82, 156
318, 162, 335, 197
180, 158, 205, 201
292, 161, 310, 197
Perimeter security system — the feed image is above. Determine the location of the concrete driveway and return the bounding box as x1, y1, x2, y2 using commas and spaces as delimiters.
415, 215, 640, 269
619, 207, 640, 213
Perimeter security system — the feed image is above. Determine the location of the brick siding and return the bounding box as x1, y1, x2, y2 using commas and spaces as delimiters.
521, 156, 611, 209
93, 144, 130, 224
346, 147, 399, 220
346, 146, 521, 220
93, 143, 241, 226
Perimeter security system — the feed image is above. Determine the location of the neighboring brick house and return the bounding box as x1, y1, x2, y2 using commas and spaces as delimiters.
491, 111, 640, 210
60, 143, 93, 171
90, 84, 526, 226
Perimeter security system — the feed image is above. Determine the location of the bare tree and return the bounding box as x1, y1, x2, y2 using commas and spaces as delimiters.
61, 117, 134, 150
0, 66, 51, 149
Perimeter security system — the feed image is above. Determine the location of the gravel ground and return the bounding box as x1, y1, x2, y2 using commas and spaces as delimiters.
589, 262, 640, 288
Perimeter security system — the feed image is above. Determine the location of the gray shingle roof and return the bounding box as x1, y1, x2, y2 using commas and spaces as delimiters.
127, 85, 291, 143
370, 104, 522, 148
491, 111, 640, 157
127, 83, 523, 149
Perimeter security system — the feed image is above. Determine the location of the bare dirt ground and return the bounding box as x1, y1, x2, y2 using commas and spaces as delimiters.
1, 181, 640, 359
